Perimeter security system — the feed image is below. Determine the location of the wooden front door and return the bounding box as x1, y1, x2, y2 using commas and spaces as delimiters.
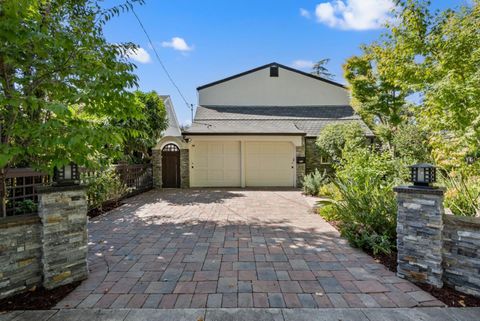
162, 144, 180, 188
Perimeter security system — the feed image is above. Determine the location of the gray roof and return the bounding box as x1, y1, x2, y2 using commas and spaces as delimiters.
185, 105, 373, 137
161, 95, 182, 137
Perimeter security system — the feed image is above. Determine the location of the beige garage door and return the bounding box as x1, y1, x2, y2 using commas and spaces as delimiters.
245, 141, 295, 187
190, 141, 241, 187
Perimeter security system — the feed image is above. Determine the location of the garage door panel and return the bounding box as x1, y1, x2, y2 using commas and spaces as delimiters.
245, 142, 294, 187
191, 141, 241, 187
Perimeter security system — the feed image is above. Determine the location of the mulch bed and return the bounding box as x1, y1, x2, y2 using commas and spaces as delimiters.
0, 281, 81, 311
322, 218, 480, 307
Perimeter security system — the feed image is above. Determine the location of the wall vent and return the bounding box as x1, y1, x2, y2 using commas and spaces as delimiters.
270, 66, 279, 77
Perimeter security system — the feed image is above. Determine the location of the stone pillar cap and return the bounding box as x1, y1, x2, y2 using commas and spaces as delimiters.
394, 185, 445, 195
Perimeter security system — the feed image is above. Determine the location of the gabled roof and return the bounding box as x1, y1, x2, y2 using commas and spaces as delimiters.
197, 62, 347, 91
184, 105, 374, 137
160, 95, 182, 137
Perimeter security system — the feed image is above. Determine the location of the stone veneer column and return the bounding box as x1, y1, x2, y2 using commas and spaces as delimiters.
180, 149, 190, 188
152, 148, 162, 188
37, 185, 89, 289
394, 186, 445, 288
296, 145, 306, 188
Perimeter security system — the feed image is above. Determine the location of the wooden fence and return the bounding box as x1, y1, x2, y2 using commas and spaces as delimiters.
1, 164, 153, 218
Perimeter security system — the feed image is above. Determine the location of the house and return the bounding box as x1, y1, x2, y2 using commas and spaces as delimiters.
153, 62, 373, 188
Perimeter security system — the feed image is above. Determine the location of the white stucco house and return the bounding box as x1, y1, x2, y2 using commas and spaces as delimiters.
153, 62, 373, 188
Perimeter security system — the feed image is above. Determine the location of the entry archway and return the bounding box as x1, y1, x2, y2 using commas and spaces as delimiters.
162, 143, 180, 188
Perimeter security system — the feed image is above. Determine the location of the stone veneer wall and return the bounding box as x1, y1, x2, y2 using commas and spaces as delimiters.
152, 148, 162, 188
442, 214, 480, 297
304, 137, 333, 175
395, 185, 480, 297
394, 186, 444, 287
0, 216, 42, 299
0, 185, 89, 299
38, 186, 89, 289
296, 145, 305, 188
180, 149, 190, 188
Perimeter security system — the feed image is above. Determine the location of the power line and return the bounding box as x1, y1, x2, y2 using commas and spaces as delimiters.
131, 8, 193, 116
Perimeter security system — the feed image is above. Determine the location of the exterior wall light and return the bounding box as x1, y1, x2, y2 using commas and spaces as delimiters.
53, 162, 80, 186
409, 163, 436, 188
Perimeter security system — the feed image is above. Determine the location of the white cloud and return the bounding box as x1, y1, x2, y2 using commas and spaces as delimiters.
315, 0, 394, 30
300, 8, 311, 19
126, 47, 151, 64
292, 60, 315, 70
161, 37, 193, 52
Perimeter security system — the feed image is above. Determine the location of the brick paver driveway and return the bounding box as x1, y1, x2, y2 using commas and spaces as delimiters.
57, 189, 443, 309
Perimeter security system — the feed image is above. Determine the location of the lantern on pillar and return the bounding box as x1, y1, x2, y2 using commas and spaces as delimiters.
409, 163, 436, 188
53, 162, 80, 186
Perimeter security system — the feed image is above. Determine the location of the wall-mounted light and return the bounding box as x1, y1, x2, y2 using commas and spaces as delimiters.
182, 135, 191, 143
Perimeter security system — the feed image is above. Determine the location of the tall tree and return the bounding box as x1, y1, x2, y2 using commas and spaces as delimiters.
120, 91, 168, 163
420, 2, 480, 169
344, 0, 479, 170
0, 0, 145, 213
311, 59, 335, 80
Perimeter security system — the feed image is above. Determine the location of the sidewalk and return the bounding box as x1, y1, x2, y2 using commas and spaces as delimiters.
1, 308, 479, 321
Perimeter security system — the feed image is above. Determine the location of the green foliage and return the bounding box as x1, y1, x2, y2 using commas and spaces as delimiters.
316, 123, 366, 163
391, 123, 431, 163
343, 0, 480, 172
14, 199, 37, 215
318, 182, 341, 200
328, 148, 404, 254
317, 203, 339, 221
84, 168, 128, 210
302, 169, 329, 196
311, 59, 335, 80
119, 91, 168, 163
0, 0, 145, 172
420, 2, 480, 169
443, 173, 480, 217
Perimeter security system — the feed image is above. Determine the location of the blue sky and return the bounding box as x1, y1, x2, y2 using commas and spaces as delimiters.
103, 0, 467, 125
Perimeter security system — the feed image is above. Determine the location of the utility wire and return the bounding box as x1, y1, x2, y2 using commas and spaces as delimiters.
131, 8, 193, 117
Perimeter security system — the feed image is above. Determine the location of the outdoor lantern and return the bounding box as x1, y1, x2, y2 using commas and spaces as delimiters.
53, 162, 80, 186
409, 163, 436, 188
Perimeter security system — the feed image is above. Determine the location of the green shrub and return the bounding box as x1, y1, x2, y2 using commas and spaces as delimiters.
443, 173, 480, 217
84, 168, 128, 210
328, 148, 403, 254
14, 199, 38, 215
302, 169, 329, 196
318, 182, 341, 200
317, 203, 339, 221
316, 122, 366, 162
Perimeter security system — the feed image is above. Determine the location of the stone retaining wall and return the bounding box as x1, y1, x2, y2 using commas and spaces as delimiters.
442, 214, 480, 297
395, 185, 480, 298
0, 216, 42, 299
0, 185, 88, 299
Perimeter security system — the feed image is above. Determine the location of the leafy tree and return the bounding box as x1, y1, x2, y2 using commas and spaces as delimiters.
120, 91, 168, 163
343, 0, 480, 171
420, 2, 480, 170
311, 59, 335, 80
343, 0, 431, 146
0, 0, 145, 213
316, 122, 366, 163
389, 123, 430, 163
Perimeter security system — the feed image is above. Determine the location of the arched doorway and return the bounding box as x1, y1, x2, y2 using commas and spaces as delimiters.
162, 143, 180, 188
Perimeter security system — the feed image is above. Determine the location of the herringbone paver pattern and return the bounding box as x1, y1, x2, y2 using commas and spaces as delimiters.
57, 189, 444, 309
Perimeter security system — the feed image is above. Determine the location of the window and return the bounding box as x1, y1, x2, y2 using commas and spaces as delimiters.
270, 66, 279, 77
320, 155, 331, 164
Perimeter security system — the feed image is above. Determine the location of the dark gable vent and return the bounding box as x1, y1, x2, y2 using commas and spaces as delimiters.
270, 66, 279, 77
